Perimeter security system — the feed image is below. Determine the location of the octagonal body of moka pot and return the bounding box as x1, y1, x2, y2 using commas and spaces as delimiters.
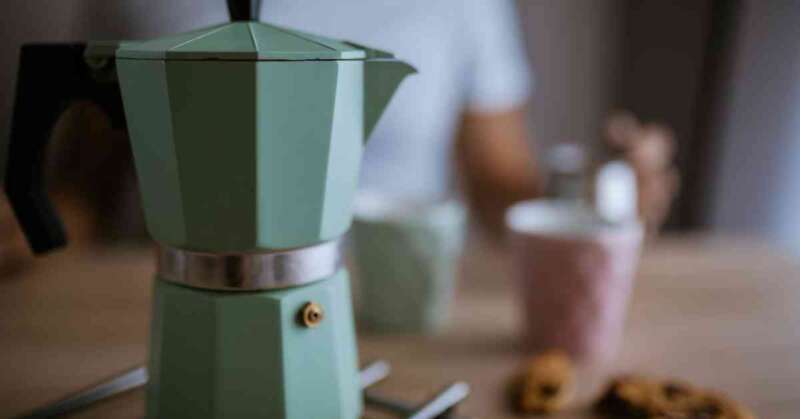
115, 22, 414, 252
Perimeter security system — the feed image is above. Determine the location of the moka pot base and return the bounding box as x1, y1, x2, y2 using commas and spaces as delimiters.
146, 241, 361, 419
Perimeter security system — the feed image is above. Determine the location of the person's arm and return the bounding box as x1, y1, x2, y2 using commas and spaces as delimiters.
453, 0, 540, 238
455, 105, 542, 238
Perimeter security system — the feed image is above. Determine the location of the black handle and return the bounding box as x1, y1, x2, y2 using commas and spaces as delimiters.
227, 0, 262, 21
5, 43, 125, 254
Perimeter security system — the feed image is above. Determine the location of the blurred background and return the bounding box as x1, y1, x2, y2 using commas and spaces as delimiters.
2, 0, 798, 257
1, 1, 800, 418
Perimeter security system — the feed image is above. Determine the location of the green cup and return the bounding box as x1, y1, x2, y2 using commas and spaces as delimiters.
351, 193, 466, 334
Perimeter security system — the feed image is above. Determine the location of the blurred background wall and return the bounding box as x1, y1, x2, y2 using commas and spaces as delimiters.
709, 1, 800, 256
518, 0, 625, 153
2, 0, 799, 255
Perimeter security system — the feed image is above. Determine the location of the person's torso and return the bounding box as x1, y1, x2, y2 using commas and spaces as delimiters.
264, 1, 470, 200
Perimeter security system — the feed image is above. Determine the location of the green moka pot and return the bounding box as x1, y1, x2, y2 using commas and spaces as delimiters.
3, 3, 414, 418
114, 17, 414, 252
109, 8, 415, 419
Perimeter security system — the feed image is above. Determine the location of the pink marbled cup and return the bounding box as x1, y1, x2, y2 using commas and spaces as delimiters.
506, 200, 643, 364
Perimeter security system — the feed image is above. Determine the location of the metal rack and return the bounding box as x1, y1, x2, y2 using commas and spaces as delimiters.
14, 361, 470, 419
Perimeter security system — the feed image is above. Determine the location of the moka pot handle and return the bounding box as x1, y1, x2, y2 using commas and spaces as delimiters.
227, 0, 262, 21
4, 43, 125, 254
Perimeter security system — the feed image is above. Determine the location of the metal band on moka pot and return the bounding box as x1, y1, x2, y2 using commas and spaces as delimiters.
156, 240, 343, 291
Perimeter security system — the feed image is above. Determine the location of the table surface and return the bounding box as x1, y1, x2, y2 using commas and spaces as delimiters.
1, 235, 799, 419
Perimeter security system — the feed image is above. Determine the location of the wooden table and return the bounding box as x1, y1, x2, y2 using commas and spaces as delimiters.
1, 236, 798, 418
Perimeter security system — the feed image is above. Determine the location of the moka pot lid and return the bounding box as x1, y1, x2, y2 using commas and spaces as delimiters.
115, 1, 395, 63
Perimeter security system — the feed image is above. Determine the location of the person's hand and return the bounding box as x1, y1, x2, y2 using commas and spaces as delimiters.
605, 112, 680, 235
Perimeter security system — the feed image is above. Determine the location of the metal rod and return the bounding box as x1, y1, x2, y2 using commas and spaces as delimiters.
364, 386, 470, 419
13, 367, 147, 419
360, 361, 470, 419
359, 360, 392, 389
408, 382, 470, 419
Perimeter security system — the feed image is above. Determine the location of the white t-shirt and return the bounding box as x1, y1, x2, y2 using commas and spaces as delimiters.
263, 0, 533, 201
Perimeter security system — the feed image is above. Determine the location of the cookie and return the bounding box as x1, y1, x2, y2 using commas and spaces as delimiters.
594, 376, 757, 419
510, 350, 575, 414
689, 392, 756, 419
594, 375, 663, 418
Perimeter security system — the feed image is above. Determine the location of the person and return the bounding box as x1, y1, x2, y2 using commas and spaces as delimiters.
263, 0, 541, 236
